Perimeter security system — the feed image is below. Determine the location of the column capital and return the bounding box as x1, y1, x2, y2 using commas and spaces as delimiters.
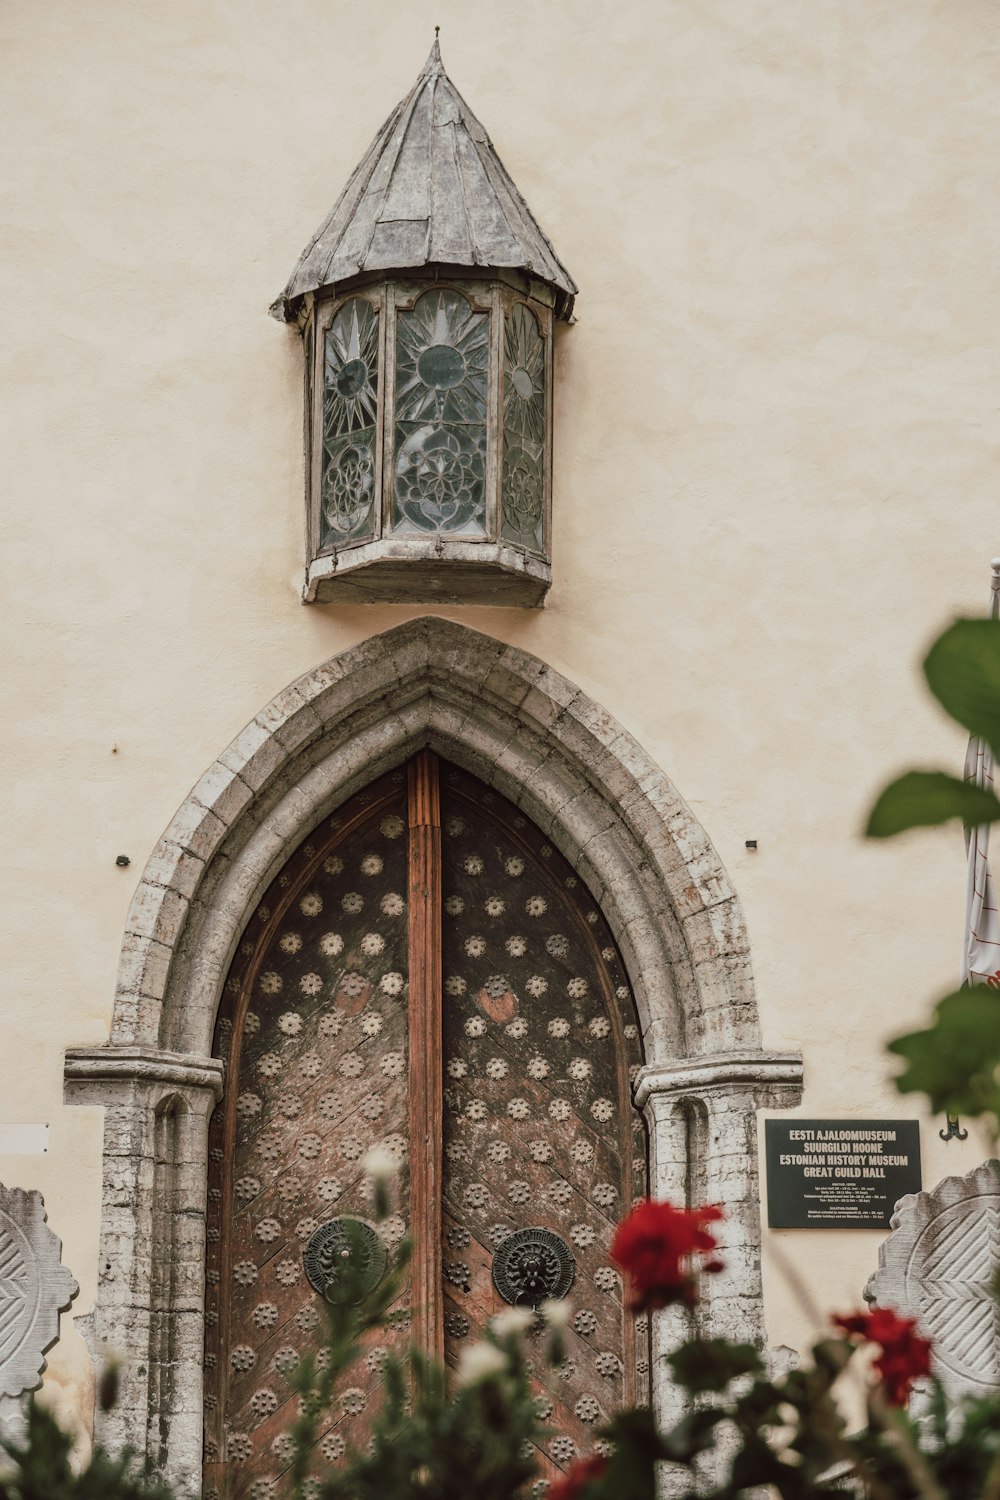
64, 1045, 225, 1102
633, 1050, 803, 1111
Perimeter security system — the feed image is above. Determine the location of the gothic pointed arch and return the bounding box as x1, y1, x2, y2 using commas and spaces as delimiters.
64, 617, 801, 1489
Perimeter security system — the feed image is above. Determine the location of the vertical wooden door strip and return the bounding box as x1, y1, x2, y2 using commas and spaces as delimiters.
407, 750, 444, 1360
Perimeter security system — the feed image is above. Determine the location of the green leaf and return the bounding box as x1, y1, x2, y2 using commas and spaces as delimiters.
924, 618, 1000, 754
865, 770, 1000, 838
668, 1338, 764, 1394
889, 988, 1000, 1118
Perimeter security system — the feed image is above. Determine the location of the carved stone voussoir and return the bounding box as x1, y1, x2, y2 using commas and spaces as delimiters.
866, 1159, 1000, 1396
0, 1184, 78, 1399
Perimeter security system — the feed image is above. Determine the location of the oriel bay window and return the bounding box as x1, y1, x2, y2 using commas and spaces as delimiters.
309, 281, 553, 579
272, 40, 575, 606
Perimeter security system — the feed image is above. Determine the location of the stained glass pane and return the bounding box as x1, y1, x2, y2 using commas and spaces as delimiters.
321, 297, 379, 548
501, 304, 546, 552
391, 289, 488, 536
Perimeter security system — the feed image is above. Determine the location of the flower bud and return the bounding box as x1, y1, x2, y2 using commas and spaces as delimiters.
490, 1306, 535, 1340
455, 1341, 509, 1387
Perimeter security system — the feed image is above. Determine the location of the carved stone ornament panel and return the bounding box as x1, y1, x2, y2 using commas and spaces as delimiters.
0, 1184, 78, 1399
866, 1159, 1000, 1396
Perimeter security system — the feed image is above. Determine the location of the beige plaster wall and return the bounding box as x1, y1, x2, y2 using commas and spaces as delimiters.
2, 0, 999, 1425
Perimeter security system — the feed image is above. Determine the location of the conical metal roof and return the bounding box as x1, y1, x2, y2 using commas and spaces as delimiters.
272, 39, 577, 323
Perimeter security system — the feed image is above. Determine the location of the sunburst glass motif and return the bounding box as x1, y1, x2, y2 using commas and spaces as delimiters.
321, 298, 380, 547
501, 304, 545, 550
392, 290, 489, 535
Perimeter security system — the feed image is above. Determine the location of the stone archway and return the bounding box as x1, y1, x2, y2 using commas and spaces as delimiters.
64, 616, 801, 1490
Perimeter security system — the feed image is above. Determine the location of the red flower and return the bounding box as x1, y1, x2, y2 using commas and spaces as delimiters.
833, 1308, 933, 1406
610, 1199, 724, 1312
548, 1454, 609, 1500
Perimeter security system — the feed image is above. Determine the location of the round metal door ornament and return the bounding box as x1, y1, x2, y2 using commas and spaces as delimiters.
492, 1227, 575, 1308
303, 1217, 387, 1303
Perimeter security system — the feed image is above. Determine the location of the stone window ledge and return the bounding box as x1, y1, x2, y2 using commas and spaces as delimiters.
304, 538, 551, 607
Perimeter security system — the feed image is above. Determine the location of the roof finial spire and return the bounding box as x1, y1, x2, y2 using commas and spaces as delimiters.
424, 27, 443, 76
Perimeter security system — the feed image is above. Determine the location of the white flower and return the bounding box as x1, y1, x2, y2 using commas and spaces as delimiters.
464, 1016, 486, 1037
525, 976, 548, 998
380, 971, 404, 996
540, 1298, 572, 1329
278, 1011, 302, 1036
360, 933, 385, 956
361, 854, 384, 876
505, 1016, 528, 1038
380, 814, 404, 838
525, 896, 547, 918
323, 854, 344, 875
464, 935, 486, 958
361, 1146, 397, 1184
280, 932, 303, 955
491, 1307, 535, 1339
507, 1098, 530, 1119
455, 1342, 508, 1387
505, 856, 525, 877
445, 895, 465, 915
342, 892, 363, 914
527, 1056, 550, 1080
505, 936, 527, 957
601, 946, 615, 962
463, 855, 484, 876
567, 978, 588, 999
486, 1057, 508, 1080
445, 975, 467, 997
589, 1016, 611, 1039
548, 1018, 570, 1039
446, 817, 465, 837
549, 1098, 571, 1121
300, 892, 323, 917
485, 896, 506, 917
447, 1058, 468, 1079
299, 972, 323, 995
568, 1057, 592, 1081
381, 892, 404, 917
591, 1098, 613, 1123
546, 934, 569, 958
361, 1013, 383, 1037
259, 971, 282, 995
320, 932, 344, 957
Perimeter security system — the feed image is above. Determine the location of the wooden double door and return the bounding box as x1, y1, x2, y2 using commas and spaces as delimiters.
203, 754, 648, 1499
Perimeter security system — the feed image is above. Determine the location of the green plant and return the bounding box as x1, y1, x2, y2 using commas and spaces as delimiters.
866, 616, 1000, 1133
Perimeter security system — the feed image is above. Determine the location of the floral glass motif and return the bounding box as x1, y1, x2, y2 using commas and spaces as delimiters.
501, 304, 545, 551
392, 289, 488, 535
321, 297, 379, 549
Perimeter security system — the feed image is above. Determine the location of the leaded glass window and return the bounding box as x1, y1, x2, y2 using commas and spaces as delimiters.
302, 278, 556, 606
320, 296, 379, 549
501, 304, 546, 552
391, 289, 488, 536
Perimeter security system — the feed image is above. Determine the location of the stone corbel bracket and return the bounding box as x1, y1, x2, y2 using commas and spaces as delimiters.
0, 1183, 78, 1400
633, 1050, 805, 1113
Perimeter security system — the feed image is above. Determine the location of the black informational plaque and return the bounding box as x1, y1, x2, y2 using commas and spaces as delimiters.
765, 1119, 921, 1229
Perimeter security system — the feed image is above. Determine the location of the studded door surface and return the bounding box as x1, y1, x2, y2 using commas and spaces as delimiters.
203, 774, 412, 1500
203, 757, 648, 1499
439, 766, 647, 1485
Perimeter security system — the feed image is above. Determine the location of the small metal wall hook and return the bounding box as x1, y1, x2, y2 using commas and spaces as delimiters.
939, 1114, 968, 1142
